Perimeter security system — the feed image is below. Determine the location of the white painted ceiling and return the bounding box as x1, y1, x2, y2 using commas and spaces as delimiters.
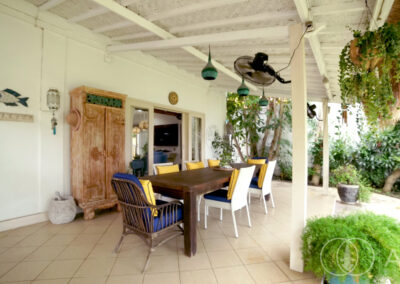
26, 0, 379, 101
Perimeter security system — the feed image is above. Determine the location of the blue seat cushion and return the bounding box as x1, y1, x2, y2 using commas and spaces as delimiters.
153, 202, 183, 232
113, 172, 144, 192
204, 189, 231, 203
250, 179, 261, 189
252, 157, 268, 163
251, 177, 258, 184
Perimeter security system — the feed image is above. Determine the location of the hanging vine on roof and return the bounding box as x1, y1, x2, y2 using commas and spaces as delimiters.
339, 22, 400, 127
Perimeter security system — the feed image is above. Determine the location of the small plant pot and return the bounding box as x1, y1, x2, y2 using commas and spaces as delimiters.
337, 184, 359, 204
48, 195, 77, 224
324, 275, 370, 284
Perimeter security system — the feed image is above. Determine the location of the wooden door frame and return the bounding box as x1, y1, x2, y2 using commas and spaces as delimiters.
125, 98, 205, 175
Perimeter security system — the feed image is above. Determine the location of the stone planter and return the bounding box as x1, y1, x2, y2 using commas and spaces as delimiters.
48, 193, 77, 224
337, 184, 359, 204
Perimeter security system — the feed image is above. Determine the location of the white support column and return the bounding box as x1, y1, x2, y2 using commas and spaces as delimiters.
289, 23, 308, 272
322, 99, 330, 190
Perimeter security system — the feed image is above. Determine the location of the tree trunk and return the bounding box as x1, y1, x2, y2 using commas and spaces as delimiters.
232, 134, 245, 162
383, 169, 400, 193
268, 103, 285, 160
261, 101, 275, 156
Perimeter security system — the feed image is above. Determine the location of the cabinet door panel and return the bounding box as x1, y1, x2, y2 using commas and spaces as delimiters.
105, 108, 125, 199
83, 104, 106, 203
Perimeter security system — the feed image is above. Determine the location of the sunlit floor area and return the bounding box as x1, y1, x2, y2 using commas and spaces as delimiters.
1, 181, 398, 284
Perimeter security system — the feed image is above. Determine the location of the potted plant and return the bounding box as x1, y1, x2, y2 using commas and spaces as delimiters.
211, 132, 234, 167
310, 137, 323, 186
330, 165, 360, 203
339, 23, 400, 127
302, 212, 400, 284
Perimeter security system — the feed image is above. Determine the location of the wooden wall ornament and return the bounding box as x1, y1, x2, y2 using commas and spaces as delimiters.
68, 86, 126, 220
168, 91, 179, 105
0, 112, 33, 122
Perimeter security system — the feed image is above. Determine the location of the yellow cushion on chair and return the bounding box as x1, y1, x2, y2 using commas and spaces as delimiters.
227, 169, 239, 200
247, 158, 266, 165
186, 161, 205, 170
258, 163, 269, 188
208, 159, 220, 168
157, 164, 179, 175
139, 180, 158, 216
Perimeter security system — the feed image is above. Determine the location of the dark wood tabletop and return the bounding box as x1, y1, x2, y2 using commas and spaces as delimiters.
143, 164, 258, 257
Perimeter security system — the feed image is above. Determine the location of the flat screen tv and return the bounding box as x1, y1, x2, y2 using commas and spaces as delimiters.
154, 124, 179, 146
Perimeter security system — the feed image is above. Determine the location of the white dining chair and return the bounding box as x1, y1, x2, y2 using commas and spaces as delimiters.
204, 166, 255, 238
153, 162, 173, 175
248, 160, 277, 214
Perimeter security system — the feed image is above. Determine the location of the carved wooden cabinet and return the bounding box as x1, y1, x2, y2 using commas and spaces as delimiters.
67, 86, 126, 220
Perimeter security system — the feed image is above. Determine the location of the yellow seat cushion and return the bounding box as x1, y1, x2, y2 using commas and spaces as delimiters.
186, 161, 205, 170
227, 169, 239, 200
139, 179, 157, 216
247, 158, 266, 165
157, 164, 180, 175
258, 163, 268, 188
208, 159, 220, 168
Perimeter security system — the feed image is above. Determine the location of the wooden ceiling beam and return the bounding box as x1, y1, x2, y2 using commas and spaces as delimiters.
39, 0, 66, 11
68, 6, 108, 23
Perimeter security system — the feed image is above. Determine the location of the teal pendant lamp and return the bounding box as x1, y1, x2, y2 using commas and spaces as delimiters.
201, 45, 218, 80
237, 77, 249, 97
259, 89, 269, 107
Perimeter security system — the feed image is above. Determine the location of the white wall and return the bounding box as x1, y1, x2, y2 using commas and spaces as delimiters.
0, 1, 226, 223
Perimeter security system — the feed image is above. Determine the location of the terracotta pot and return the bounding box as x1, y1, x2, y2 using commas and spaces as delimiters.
350, 38, 382, 70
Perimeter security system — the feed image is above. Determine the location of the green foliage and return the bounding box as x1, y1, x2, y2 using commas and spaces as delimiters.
310, 137, 323, 166
355, 122, 400, 191
302, 212, 400, 283
211, 132, 234, 167
329, 137, 354, 171
339, 23, 400, 126
330, 165, 360, 185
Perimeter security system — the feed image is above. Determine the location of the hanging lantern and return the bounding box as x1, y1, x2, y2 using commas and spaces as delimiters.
237, 77, 249, 97
201, 45, 218, 80
259, 89, 269, 107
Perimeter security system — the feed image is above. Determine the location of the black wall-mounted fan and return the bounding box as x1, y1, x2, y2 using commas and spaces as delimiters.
234, 52, 291, 86
307, 103, 317, 119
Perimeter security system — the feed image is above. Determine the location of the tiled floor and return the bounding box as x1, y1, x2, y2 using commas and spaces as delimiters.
0, 181, 336, 284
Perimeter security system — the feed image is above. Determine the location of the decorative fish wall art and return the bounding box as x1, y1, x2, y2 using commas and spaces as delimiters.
0, 88, 29, 107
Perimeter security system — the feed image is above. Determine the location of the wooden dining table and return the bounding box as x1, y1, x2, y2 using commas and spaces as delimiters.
144, 163, 260, 257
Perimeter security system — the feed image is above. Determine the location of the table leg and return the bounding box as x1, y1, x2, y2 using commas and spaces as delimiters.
184, 192, 197, 257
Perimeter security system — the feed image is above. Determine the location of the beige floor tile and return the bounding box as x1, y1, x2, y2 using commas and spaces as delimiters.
143, 272, 180, 284
81, 225, 109, 234
25, 246, 66, 261
208, 250, 242, 268
178, 253, 211, 271
263, 244, 290, 261
292, 279, 320, 284
43, 234, 78, 246
0, 262, 17, 277
58, 223, 87, 235
276, 260, 315, 281
0, 246, 38, 262
213, 266, 255, 284
57, 244, 95, 260
146, 254, 179, 273
236, 248, 272, 264
0, 247, 7, 255
227, 236, 259, 249
110, 257, 145, 275
203, 238, 233, 252
118, 243, 149, 258
87, 243, 117, 259
69, 276, 107, 284
32, 278, 71, 283
37, 259, 83, 279
151, 239, 177, 256
70, 234, 102, 245
74, 257, 116, 277
246, 262, 289, 284
106, 274, 143, 284
180, 269, 217, 284
0, 235, 27, 247
0, 261, 49, 282
15, 233, 53, 247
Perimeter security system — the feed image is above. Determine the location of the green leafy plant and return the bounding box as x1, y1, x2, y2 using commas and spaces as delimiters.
302, 212, 400, 283
211, 132, 234, 167
329, 137, 354, 171
339, 23, 400, 126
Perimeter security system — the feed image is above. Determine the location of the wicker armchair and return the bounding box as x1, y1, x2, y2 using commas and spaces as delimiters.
111, 173, 184, 272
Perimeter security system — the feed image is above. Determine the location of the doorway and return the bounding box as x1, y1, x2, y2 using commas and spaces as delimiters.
153, 109, 183, 169
131, 107, 149, 176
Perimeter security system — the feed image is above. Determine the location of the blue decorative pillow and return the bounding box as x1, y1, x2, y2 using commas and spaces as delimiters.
113, 172, 144, 192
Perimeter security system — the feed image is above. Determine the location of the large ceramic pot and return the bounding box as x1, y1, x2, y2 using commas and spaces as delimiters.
337, 184, 359, 204
48, 195, 77, 224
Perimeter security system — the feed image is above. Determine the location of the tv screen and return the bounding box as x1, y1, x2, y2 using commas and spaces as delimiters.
154, 124, 179, 146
